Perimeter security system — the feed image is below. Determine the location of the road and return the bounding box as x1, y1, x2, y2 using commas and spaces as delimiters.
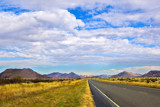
89, 80, 160, 107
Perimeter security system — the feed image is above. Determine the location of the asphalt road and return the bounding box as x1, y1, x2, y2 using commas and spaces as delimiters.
89, 80, 160, 107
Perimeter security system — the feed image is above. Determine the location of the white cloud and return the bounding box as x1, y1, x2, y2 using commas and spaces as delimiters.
124, 66, 160, 74
0, 23, 160, 65
102, 66, 160, 75
77, 27, 160, 46
0, 9, 84, 35
77, 72, 100, 76
5, 0, 160, 11
94, 12, 145, 26
0, 0, 160, 66
94, 7, 160, 26
103, 69, 123, 75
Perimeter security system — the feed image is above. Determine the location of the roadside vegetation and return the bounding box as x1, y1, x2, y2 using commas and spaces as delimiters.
0, 76, 78, 85
95, 77, 160, 88
0, 79, 95, 107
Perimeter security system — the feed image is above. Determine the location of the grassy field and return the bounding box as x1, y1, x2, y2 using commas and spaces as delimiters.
95, 77, 160, 88
0, 79, 95, 107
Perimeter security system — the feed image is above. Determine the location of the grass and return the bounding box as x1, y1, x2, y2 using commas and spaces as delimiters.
0, 79, 80, 100
0, 79, 95, 107
95, 77, 160, 88
82, 80, 95, 107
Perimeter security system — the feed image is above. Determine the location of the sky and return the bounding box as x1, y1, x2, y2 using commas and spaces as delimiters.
0, 0, 160, 75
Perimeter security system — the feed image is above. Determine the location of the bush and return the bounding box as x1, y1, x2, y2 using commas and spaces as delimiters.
150, 78, 157, 82
146, 79, 150, 83
10, 76, 23, 83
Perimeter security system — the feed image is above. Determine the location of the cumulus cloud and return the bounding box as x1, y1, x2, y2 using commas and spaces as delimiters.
5, 0, 160, 10
124, 66, 160, 74
77, 72, 100, 76
94, 12, 148, 26
102, 66, 160, 75
0, 9, 84, 35
77, 27, 160, 46
103, 69, 123, 75
0, 9, 84, 50
0, 21, 160, 66
94, 6, 160, 27
0, 0, 160, 67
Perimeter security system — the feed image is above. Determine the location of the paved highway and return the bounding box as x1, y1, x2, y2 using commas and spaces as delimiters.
89, 80, 160, 107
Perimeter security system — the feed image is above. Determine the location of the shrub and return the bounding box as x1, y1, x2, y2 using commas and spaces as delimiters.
150, 78, 157, 82
10, 76, 24, 83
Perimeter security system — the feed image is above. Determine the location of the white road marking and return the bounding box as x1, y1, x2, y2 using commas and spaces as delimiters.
89, 80, 120, 107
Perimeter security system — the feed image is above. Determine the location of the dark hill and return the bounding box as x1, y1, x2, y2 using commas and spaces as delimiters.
0, 68, 48, 79
47, 72, 62, 78
142, 70, 160, 77
111, 71, 141, 78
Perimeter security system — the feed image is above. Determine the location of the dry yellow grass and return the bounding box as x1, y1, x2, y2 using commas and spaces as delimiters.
0, 79, 81, 100
0, 79, 95, 107
95, 78, 160, 88
80, 80, 95, 107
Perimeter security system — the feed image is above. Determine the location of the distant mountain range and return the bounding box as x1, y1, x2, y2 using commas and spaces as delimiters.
111, 70, 160, 78
0, 68, 160, 79
0, 68, 47, 79
79, 75, 111, 78
47, 72, 81, 78
98, 74, 112, 78
111, 71, 142, 78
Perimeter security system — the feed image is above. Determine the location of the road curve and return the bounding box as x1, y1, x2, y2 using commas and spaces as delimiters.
89, 80, 160, 107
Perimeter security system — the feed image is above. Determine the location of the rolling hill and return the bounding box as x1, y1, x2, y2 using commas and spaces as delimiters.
142, 70, 160, 77
111, 71, 142, 78
0, 68, 47, 79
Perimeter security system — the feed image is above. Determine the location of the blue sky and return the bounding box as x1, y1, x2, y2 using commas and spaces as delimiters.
0, 0, 160, 75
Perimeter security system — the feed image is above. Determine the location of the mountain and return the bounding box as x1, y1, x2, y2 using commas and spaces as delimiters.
47, 72, 63, 78
80, 75, 100, 78
47, 72, 81, 78
142, 70, 160, 77
98, 74, 111, 78
111, 71, 141, 78
0, 68, 48, 79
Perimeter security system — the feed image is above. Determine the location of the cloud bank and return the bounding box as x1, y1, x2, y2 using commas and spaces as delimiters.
0, 0, 160, 68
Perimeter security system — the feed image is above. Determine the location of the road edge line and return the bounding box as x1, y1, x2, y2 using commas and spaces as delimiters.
89, 80, 120, 107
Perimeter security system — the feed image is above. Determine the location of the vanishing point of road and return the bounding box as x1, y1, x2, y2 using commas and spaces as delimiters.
89, 80, 160, 107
